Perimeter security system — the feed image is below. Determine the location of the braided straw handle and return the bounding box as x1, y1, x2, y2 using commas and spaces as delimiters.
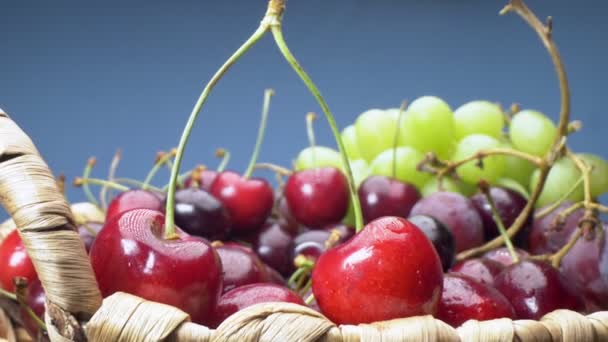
2, 110, 608, 341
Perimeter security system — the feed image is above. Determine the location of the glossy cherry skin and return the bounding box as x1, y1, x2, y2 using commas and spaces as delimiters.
210, 171, 274, 233
252, 221, 295, 277
408, 215, 455, 271
312, 216, 443, 324
105, 189, 164, 222
214, 242, 269, 293
209, 283, 305, 328
494, 260, 584, 319
358, 175, 421, 224
560, 225, 608, 310
410, 191, 484, 252
20, 278, 45, 339
528, 201, 584, 254
482, 247, 529, 267
450, 258, 504, 286
275, 196, 301, 235
0, 230, 37, 292
184, 168, 218, 191
284, 167, 349, 228
437, 273, 515, 327
170, 187, 231, 241
89, 209, 223, 325
470, 186, 530, 243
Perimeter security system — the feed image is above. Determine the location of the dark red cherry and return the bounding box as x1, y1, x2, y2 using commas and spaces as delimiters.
528, 201, 584, 254
470, 186, 531, 244
312, 217, 443, 324
358, 175, 420, 223
494, 260, 584, 319
184, 168, 218, 191
450, 258, 504, 286
437, 273, 515, 327
284, 167, 349, 228
275, 196, 301, 235
209, 283, 305, 328
408, 215, 455, 271
251, 221, 295, 277
20, 278, 45, 339
214, 242, 269, 293
482, 247, 529, 267
264, 264, 286, 285
89, 209, 223, 325
170, 187, 231, 241
210, 171, 274, 233
291, 229, 350, 262
0, 230, 37, 292
105, 189, 164, 222
410, 191, 484, 252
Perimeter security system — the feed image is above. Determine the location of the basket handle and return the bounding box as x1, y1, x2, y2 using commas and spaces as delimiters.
0, 109, 102, 340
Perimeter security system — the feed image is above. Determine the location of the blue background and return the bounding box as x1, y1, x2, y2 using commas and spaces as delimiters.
0, 0, 606, 206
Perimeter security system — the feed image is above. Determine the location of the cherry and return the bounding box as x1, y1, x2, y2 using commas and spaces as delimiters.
450, 258, 504, 286
358, 175, 420, 223
251, 221, 295, 277
312, 216, 443, 324
209, 283, 305, 328
482, 247, 529, 267
291, 229, 350, 262
494, 260, 584, 319
105, 189, 164, 222
184, 168, 218, 191
210, 171, 274, 233
89, 209, 223, 325
214, 242, 269, 293
410, 191, 484, 252
284, 167, 349, 228
0, 230, 37, 292
470, 186, 531, 245
408, 215, 455, 271
528, 201, 584, 254
437, 273, 515, 327
169, 187, 231, 241
264, 264, 286, 285
275, 195, 301, 235
20, 278, 45, 339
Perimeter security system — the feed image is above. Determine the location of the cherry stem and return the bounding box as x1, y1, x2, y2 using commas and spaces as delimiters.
100, 149, 122, 210
215, 148, 231, 172
243, 89, 274, 178
163, 20, 270, 240
254, 162, 293, 176
534, 175, 584, 219
480, 181, 519, 263
13, 278, 46, 332
271, 25, 364, 233
305, 112, 318, 168
161, 168, 196, 192
143, 149, 176, 190
82, 157, 100, 207
74, 177, 129, 192
0, 287, 17, 301
391, 100, 407, 179
304, 293, 315, 306
114, 178, 163, 193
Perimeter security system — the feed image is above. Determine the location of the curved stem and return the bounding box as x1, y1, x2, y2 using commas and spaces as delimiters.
82, 157, 100, 207
271, 26, 364, 232
74, 177, 130, 192
114, 178, 163, 193
254, 162, 293, 176
163, 24, 269, 239
534, 176, 584, 219
306, 112, 317, 168
215, 148, 231, 172
100, 149, 121, 210
143, 150, 176, 190
244, 89, 274, 178
481, 182, 519, 263
550, 228, 582, 268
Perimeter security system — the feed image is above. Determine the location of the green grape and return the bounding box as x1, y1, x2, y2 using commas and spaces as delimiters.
496, 178, 530, 199
341, 125, 362, 160
369, 146, 430, 189
501, 140, 536, 188
453, 134, 505, 184
457, 180, 478, 197
578, 153, 608, 197
509, 109, 557, 157
355, 109, 398, 162
347, 158, 371, 187
400, 96, 455, 159
421, 177, 462, 197
294, 146, 342, 170
530, 158, 584, 207
453, 101, 504, 140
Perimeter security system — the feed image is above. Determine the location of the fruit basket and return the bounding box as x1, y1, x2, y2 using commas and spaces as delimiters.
2, 0, 608, 341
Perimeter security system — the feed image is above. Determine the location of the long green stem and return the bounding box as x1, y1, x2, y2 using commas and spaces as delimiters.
0, 287, 17, 301
482, 184, 519, 263
75, 177, 129, 192
271, 26, 364, 232
215, 148, 231, 172
306, 112, 317, 168
100, 149, 121, 210
164, 25, 269, 239
82, 157, 99, 207
243, 89, 274, 178
114, 178, 163, 193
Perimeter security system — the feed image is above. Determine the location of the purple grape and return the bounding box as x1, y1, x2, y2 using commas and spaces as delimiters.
528, 201, 584, 254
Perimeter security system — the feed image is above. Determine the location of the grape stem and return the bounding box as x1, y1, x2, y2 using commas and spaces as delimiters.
244, 89, 275, 178
534, 176, 584, 219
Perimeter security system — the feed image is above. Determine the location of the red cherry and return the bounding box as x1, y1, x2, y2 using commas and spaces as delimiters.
105, 189, 164, 222
89, 209, 223, 325
210, 171, 274, 233
209, 283, 304, 328
263, 264, 286, 285
312, 216, 443, 324
284, 167, 349, 228
494, 260, 584, 319
358, 175, 420, 223
276, 195, 301, 235
214, 242, 269, 293
437, 273, 515, 327
450, 258, 504, 286
0, 230, 37, 292
184, 168, 218, 191
20, 278, 45, 339
482, 247, 529, 267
